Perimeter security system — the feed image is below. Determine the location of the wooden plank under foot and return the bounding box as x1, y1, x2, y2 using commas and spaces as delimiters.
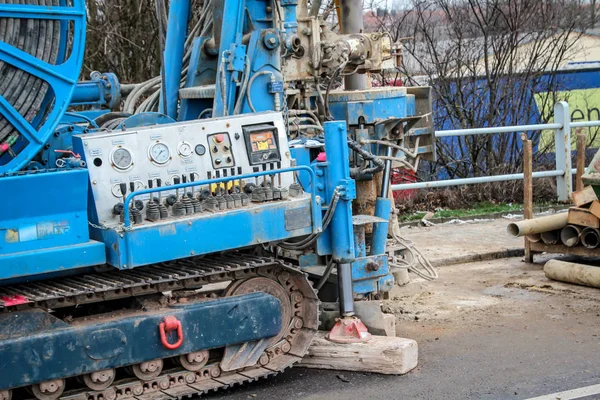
299, 331, 418, 375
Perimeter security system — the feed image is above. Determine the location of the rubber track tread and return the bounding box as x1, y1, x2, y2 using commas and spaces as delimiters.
6, 255, 319, 400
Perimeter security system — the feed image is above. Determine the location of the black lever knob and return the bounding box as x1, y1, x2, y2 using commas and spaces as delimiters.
112, 203, 124, 215
119, 183, 127, 196
129, 181, 136, 193
156, 178, 162, 188
166, 194, 178, 206
148, 179, 153, 189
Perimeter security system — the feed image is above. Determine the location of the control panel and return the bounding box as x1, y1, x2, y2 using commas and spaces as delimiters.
208, 132, 235, 169
73, 112, 295, 226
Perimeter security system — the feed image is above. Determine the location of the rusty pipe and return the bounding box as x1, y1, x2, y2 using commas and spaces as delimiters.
541, 230, 560, 245
560, 225, 582, 247
581, 227, 600, 249
544, 260, 600, 289
507, 213, 569, 237
526, 233, 541, 243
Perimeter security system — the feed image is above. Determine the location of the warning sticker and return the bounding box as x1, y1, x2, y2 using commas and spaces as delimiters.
5, 221, 70, 243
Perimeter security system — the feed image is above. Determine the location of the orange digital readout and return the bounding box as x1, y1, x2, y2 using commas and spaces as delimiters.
250, 131, 277, 152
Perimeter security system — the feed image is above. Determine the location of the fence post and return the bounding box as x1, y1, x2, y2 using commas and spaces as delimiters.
553, 101, 572, 202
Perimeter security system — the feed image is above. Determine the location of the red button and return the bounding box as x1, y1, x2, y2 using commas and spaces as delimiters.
215, 134, 225, 143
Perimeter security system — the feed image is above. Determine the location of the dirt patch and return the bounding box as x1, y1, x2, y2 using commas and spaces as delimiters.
383, 256, 600, 328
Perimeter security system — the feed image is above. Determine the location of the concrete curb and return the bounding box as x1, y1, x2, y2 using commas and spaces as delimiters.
429, 248, 525, 267
398, 205, 569, 228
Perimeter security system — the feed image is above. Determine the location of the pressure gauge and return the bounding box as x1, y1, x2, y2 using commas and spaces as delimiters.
110, 147, 133, 170
178, 141, 193, 158
149, 142, 171, 165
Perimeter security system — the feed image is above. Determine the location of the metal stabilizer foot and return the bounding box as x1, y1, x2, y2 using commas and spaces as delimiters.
326, 316, 372, 343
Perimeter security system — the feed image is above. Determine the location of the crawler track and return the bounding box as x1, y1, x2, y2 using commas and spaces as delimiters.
0, 255, 320, 400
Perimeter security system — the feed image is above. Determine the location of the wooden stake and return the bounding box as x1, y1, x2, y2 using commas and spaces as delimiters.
576, 131, 587, 192
522, 134, 533, 263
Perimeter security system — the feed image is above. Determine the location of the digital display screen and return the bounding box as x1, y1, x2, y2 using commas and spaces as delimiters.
249, 130, 277, 153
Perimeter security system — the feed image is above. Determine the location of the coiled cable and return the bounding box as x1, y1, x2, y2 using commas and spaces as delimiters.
0, 0, 61, 148
388, 210, 438, 281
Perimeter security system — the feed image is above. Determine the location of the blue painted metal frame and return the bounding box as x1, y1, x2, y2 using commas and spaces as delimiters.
122, 166, 320, 228
160, 0, 191, 118
178, 36, 216, 121
212, 0, 247, 117
0, 169, 106, 280
0, 292, 281, 390
87, 166, 323, 269
70, 73, 121, 109
291, 132, 395, 295
98, 198, 316, 269
0, 0, 86, 173
323, 121, 356, 263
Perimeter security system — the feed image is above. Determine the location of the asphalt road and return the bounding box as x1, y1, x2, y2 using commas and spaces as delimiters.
204, 257, 600, 400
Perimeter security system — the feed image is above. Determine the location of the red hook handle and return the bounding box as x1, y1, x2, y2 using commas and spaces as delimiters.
54, 149, 81, 158
159, 316, 184, 350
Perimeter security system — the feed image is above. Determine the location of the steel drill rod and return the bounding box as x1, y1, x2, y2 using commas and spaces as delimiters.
380, 146, 393, 198
339, 0, 366, 90
337, 263, 355, 317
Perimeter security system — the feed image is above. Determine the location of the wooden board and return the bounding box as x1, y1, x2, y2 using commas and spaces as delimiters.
572, 186, 597, 207
590, 200, 600, 219
567, 207, 600, 228
529, 241, 600, 257
299, 331, 418, 375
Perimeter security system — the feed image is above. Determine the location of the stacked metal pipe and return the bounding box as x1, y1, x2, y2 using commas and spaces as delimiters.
507, 213, 600, 249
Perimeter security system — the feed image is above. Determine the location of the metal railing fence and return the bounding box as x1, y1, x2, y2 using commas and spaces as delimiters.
391, 101, 600, 202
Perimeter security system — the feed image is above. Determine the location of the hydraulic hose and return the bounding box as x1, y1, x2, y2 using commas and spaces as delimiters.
347, 138, 385, 176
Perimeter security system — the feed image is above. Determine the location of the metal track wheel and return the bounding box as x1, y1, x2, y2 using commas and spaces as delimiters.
178, 350, 210, 371
131, 359, 164, 381
225, 277, 292, 345
82, 368, 116, 391
0, 390, 11, 400
31, 379, 65, 400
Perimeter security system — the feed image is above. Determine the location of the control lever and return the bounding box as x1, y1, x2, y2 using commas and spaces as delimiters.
181, 175, 193, 215
156, 179, 169, 219
146, 180, 160, 222
126, 182, 142, 224
189, 174, 203, 213
171, 177, 186, 216
115, 183, 127, 222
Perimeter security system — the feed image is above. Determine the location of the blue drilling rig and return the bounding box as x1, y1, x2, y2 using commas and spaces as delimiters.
0, 0, 434, 398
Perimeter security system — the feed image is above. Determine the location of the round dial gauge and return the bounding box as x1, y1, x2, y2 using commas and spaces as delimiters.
111, 147, 133, 170
178, 141, 193, 158
149, 142, 171, 165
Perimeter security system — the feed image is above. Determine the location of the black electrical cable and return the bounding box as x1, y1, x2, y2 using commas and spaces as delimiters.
278, 189, 341, 250
315, 256, 335, 291
347, 138, 385, 175
0, 0, 60, 147
323, 59, 348, 121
